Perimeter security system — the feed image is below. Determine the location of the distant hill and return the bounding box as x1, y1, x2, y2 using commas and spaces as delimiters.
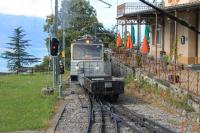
0, 13, 48, 72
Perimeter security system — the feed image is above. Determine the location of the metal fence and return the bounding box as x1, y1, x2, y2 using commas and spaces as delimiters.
117, 2, 163, 17
112, 50, 200, 96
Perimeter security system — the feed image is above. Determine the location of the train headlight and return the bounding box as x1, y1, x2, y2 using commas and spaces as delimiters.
75, 65, 79, 70
86, 40, 90, 44
95, 65, 99, 70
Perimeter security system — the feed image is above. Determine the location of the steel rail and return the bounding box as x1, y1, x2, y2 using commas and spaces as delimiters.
86, 95, 93, 133
100, 100, 142, 133
96, 99, 105, 133
110, 107, 120, 133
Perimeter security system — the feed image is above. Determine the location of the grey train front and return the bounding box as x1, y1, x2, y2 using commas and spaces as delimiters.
70, 35, 124, 100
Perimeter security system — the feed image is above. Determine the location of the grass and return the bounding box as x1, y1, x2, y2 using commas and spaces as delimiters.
0, 73, 58, 132
124, 74, 135, 85
125, 79, 194, 112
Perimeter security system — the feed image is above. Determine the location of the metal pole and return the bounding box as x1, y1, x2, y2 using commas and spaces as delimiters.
122, 24, 124, 44
155, 13, 158, 75
62, 19, 66, 69
187, 69, 189, 91
55, 0, 59, 84
97, 0, 112, 8
195, 8, 199, 64
125, 19, 127, 35
53, 56, 56, 90
59, 74, 62, 98
173, 11, 177, 84
137, 16, 141, 52
54, 0, 58, 35
162, 17, 165, 52
52, 0, 59, 90
197, 72, 199, 95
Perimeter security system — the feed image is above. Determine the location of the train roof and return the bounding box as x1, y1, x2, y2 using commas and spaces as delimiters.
72, 34, 103, 44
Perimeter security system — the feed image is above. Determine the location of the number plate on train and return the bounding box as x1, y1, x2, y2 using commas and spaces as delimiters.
105, 82, 112, 88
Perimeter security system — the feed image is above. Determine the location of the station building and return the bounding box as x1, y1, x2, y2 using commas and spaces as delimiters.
117, 0, 200, 64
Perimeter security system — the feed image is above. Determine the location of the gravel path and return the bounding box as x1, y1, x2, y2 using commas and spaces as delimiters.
55, 83, 88, 133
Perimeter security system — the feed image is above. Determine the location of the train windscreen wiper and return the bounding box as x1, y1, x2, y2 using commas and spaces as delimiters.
138, 0, 200, 34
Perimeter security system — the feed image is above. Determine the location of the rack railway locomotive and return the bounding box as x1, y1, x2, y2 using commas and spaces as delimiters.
70, 35, 124, 100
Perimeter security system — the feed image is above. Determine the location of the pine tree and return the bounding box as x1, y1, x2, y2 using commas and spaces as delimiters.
1, 27, 39, 73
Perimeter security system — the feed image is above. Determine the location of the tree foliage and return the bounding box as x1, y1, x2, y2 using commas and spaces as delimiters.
43, 0, 115, 68
62, 0, 115, 44
44, 0, 115, 45
57, 0, 98, 44
1, 27, 39, 72
34, 56, 50, 72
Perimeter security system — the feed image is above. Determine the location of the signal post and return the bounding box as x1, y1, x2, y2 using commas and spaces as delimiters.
50, 38, 59, 90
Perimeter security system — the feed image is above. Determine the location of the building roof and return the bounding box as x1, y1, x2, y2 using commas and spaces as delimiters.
117, 1, 200, 19
164, 1, 200, 11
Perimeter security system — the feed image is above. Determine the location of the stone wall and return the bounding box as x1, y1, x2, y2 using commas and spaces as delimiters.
111, 56, 200, 112
111, 57, 135, 77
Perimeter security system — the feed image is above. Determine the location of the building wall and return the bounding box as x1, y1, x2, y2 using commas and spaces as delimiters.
149, 10, 198, 64
164, 17, 171, 55
149, 47, 162, 57
177, 11, 190, 64
175, 11, 197, 64
188, 11, 197, 64
164, 0, 200, 7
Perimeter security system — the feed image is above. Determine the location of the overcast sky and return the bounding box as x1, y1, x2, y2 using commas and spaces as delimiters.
0, 0, 52, 18
0, 0, 160, 27
0, 0, 134, 28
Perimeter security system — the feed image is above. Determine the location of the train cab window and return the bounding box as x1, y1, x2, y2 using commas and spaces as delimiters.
73, 44, 103, 60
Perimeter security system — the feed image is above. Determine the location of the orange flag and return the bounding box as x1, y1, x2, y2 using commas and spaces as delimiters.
129, 34, 133, 49
126, 34, 133, 49
140, 36, 149, 54
116, 32, 121, 47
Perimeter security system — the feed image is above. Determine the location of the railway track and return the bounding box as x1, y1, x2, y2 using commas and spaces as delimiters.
53, 82, 178, 133
103, 100, 177, 133
86, 94, 176, 133
86, 94, 115, 133
86, 95, 93, 133
100, 100, 141, 133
